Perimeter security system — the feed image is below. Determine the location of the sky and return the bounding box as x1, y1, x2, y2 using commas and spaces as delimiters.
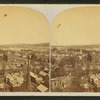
51, 6, 100, 46
1, 4, 97, 24
0, 6, 49, 45
0, 5, 100, 45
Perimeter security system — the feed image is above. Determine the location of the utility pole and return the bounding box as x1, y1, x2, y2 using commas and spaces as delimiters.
3, 52, 8, 92
26, 50, 31, 91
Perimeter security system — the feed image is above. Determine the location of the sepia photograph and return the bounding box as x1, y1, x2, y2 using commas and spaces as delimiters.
51, 6, 100, 92
0, 4, 100, 96
0, 6, 49, 92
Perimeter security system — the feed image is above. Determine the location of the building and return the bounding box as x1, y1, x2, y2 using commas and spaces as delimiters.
37, 84, 48, 92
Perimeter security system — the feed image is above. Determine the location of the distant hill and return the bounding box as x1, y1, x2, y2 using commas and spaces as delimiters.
0, 42, 49, 48
52, 44, 100, 49
33, 42, 49, 46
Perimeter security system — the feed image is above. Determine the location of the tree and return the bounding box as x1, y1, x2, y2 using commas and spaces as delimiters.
51, 56, 56, 65
87, 53, 92, 62
31, 53, 37, 62
3, 53, 8, 62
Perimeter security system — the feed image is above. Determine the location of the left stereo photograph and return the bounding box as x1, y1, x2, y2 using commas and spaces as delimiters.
0, 6, 50, 92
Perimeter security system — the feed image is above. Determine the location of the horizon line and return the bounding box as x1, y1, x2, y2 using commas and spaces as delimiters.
0, 42, 49, 46
51, 44, 100, 46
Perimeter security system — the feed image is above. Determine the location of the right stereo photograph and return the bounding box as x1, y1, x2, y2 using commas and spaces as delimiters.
51, 6, 100, 92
